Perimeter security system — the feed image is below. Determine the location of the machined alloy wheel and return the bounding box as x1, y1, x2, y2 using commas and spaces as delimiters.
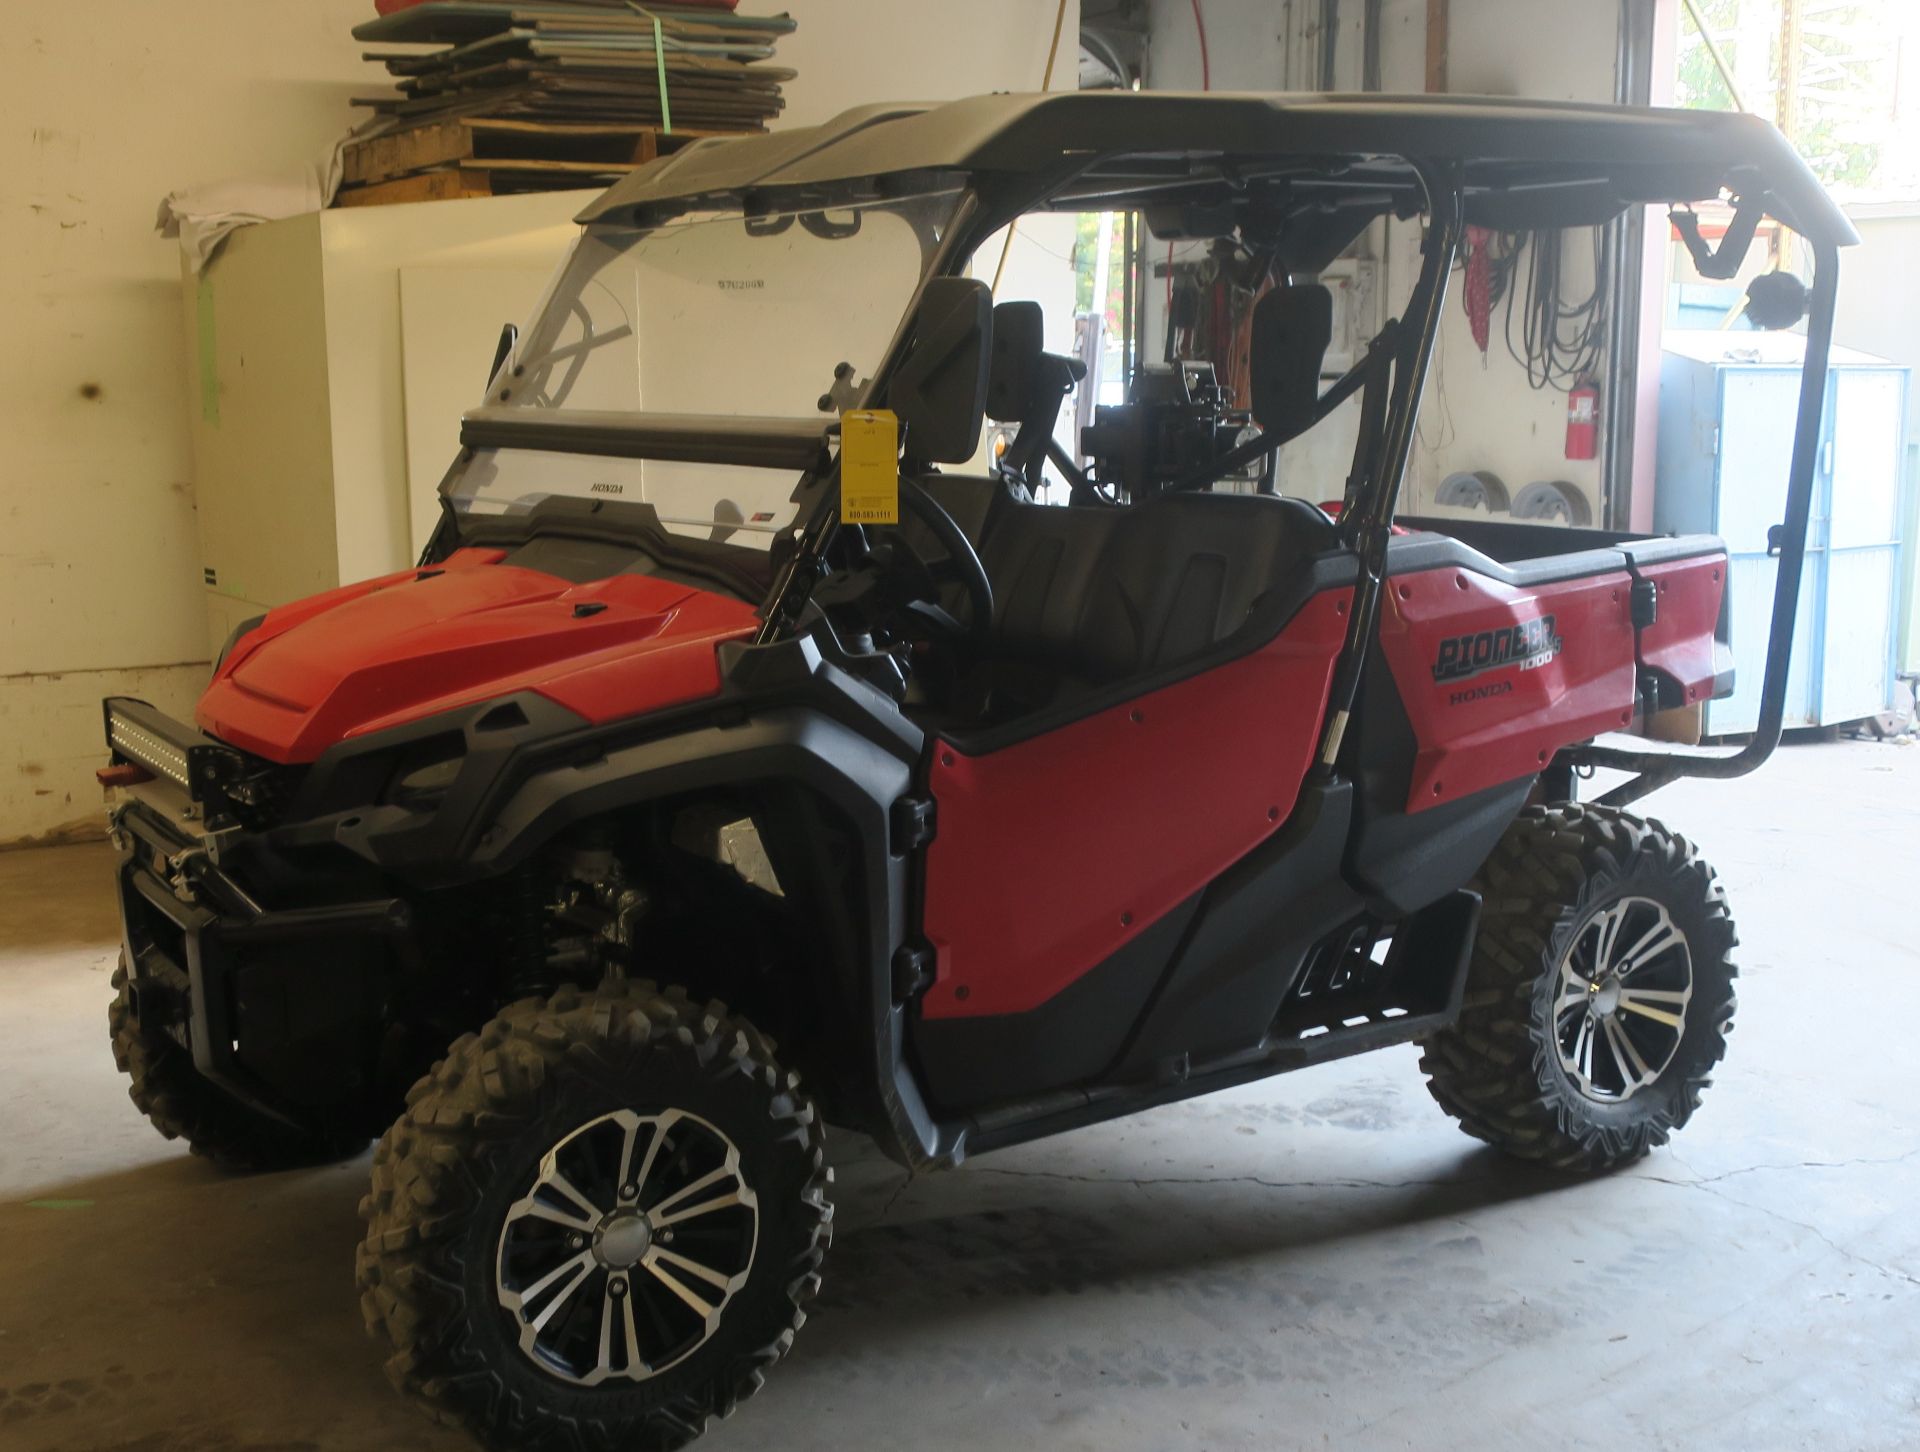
1552, 896, 1693, 1103
498, 1108, 759, 1385
1420, 804, 1738, 1172
357, 980, 831, 1452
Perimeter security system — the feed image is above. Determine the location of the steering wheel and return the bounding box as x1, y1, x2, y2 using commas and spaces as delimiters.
873, 478, 995, 645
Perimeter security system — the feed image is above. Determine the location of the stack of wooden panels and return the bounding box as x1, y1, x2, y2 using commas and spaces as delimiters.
338, 0, 796, 206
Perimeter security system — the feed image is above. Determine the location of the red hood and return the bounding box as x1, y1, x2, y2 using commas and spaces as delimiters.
198, 548, 760, 762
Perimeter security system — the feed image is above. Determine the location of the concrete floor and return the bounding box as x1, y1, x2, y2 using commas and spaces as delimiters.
3, 738, 1916, 1452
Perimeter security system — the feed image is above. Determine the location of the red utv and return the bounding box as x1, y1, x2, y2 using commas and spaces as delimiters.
99, 93, 1853, 1451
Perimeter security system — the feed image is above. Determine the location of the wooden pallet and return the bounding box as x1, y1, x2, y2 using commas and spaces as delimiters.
334, 169, 495, 207
335, 117, 742, 205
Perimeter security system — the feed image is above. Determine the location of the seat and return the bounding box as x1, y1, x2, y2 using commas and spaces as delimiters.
894, 473, 1343, 729
969, 490, 1342, 719
1074, 491, 1340, 679
981, 502, 1124, 670
913, 473, 1018, 551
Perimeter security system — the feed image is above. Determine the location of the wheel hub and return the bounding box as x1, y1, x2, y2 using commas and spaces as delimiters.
594, 1213, 652, 1268
495, 1107, 758, 1387
1553, 895, 1693, 1104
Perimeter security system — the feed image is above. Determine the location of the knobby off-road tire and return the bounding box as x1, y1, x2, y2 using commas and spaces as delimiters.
1420, 804, 1738, 1172
356, 979, 831, 1452
108, 953, 367, 1170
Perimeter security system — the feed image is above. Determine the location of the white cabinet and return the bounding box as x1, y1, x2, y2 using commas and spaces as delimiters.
180, 192, 585, 654
1656, 331, 1909, 733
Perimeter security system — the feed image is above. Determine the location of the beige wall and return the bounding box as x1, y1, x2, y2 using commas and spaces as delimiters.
3, 1, 373, 845
781, 0, 1077, 126
1, 0, 1076, 845
1835, 211, 1920, 435
1412, 0, 1624, 516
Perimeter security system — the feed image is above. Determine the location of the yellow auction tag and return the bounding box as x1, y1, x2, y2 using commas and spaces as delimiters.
839, 409, 900, 525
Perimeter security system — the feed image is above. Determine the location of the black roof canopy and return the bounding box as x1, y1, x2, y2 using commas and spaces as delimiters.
578, 90, 1857, 246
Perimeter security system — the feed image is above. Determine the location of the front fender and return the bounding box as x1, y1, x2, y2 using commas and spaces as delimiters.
276, 635, 945, 1167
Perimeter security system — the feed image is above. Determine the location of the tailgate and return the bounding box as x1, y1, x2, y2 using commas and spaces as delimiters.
1618, 538, 1734, 710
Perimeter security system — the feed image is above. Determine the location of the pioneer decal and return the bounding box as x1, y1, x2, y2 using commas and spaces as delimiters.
1432, 615, 1562, 685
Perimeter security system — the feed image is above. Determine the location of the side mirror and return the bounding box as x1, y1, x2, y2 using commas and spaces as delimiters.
1249, 284, 1333, 437
487, 322, 518, 390
888, 277, 992, 463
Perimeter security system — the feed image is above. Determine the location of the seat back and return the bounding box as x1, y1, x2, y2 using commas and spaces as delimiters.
983, 505, 1124, 669
984, 301, 1047, 423
982, 491, 1340, 683
912, 473, 1015, 549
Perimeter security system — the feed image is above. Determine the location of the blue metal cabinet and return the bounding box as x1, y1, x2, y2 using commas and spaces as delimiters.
1656, 331, 1908, 734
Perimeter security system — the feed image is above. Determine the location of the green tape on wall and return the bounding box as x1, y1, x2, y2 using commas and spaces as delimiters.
197, 274, 219, 427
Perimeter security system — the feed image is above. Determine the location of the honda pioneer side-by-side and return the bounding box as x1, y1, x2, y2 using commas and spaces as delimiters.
98, 94, 1853, 1450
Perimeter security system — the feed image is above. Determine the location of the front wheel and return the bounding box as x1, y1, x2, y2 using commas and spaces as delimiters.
1420, 804, 1738, 1172
356, 980, 831, 1452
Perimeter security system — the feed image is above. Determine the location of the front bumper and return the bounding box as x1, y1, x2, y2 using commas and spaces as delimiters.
105, 707, 412, 1126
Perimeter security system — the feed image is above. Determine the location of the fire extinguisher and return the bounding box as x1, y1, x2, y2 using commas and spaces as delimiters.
1565, 378, 1599, 461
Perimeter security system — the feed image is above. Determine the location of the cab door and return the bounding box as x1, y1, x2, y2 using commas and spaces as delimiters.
908, 590, 1352, 1110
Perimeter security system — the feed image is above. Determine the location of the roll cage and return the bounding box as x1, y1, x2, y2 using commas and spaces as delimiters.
449, 91, 1858, 808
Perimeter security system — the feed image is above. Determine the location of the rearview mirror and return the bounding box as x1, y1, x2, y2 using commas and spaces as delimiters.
887, 277, 992, 463
1249, 285, 1332, 436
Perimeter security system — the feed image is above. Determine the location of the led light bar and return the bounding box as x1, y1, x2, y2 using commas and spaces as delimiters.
101, 698, 246, 820
109, 714, 192, 789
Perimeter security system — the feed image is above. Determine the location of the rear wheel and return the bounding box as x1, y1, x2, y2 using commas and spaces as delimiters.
109, 954, 367, 1170
356, 980, 830, 1452
1419, 805, 1738, 1172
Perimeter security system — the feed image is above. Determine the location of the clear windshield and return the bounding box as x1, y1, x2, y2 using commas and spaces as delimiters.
444, 189, 962, 548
